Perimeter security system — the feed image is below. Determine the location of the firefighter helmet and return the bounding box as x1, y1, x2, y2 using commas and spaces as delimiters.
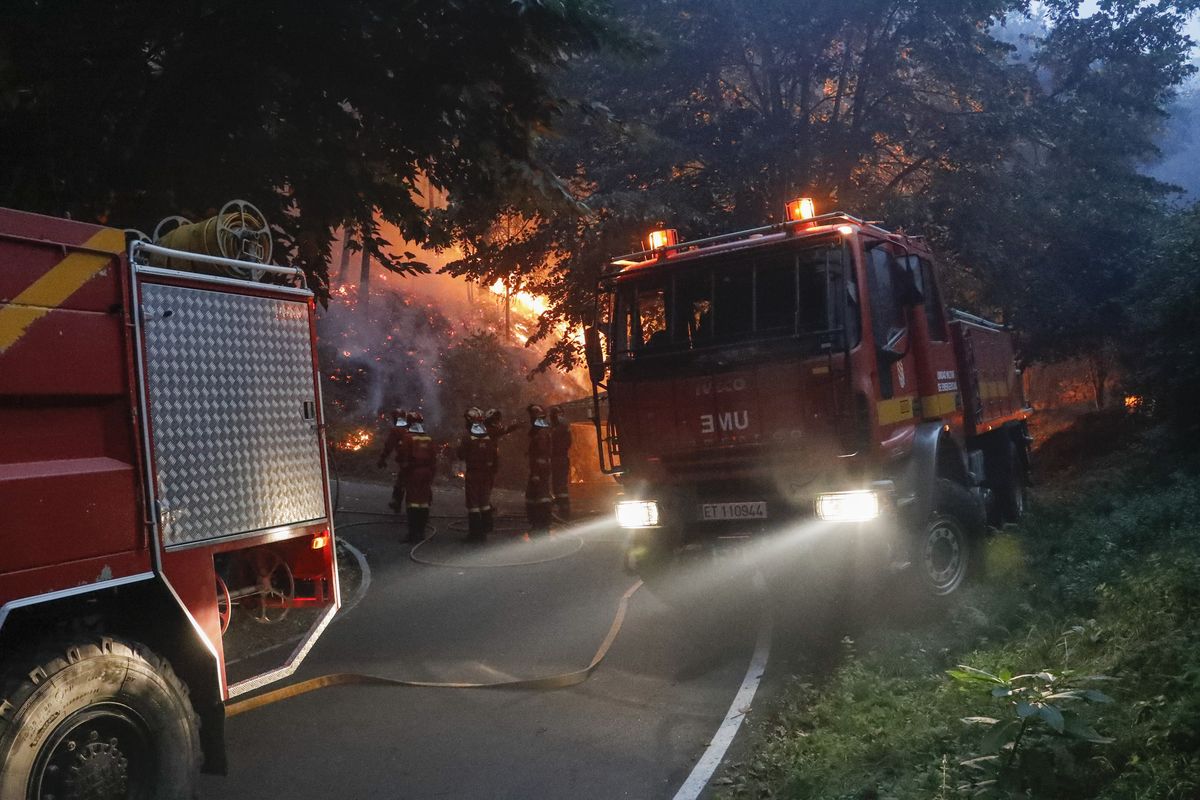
466, 407, 487, 436
528, 403, 549, 428
407, 410, 425, 434
549, 405, 564, 423
392, 407, 408, 428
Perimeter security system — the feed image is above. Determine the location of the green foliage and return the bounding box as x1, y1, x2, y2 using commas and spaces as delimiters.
0, 0, 620, 298
949, 662, 1114, 796
445, 0, 1199, 371
1129, 202, 1200, 428
718, 446, 1200, 800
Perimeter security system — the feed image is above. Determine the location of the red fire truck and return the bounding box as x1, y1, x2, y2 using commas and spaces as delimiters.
584, 201, 1031, 598
0, 208, 339, 798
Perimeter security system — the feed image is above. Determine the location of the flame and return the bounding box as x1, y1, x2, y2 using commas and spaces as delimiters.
488, 280, 586, 348
489, 279, 550, 317
1124, 395, 1143, 412
336, 428, 374, 452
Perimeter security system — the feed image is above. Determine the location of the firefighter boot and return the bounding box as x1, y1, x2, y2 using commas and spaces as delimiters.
465, 512, 483, 544
533, 504, 553, 538
554, 497, 571, 523
406, 507, 428, 543
482, 508, 495, 535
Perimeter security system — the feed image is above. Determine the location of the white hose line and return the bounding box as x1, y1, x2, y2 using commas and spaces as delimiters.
672, 612, 772, 800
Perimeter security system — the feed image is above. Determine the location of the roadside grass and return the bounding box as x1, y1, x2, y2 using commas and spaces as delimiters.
718, 431, 1200, 799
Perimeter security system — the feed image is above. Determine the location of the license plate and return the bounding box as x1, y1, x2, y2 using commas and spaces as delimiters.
700, 501, 768, 521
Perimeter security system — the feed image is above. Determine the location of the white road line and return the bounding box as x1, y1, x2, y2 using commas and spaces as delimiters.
672, 613, 772, 800
336, 537, 372, 618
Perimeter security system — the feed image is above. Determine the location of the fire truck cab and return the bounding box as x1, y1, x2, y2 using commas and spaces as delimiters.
585, 204, 1031, 598
0, 208, 339, 799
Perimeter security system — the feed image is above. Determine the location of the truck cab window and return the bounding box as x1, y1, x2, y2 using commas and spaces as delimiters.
867, 246, 905, 349
614, 286, 635, 355
636, 286, 668, 348
755, 254, 796, 335
675, 269, 713, 347
919, 258, 947, 341
831, 246, 861, 348
713, 266, 753, 339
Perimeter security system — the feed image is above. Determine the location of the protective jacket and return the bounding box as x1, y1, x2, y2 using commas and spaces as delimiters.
550, 422, 572, 501
401, 431, 437, 507
458, 434, 495, 513
526, 426, 553, 506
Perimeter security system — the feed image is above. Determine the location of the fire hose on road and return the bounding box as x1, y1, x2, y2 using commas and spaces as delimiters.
224, 452, 638, 716
224, 578, 642, 717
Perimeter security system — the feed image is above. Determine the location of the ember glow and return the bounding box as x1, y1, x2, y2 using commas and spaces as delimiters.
336, 429, 374, 452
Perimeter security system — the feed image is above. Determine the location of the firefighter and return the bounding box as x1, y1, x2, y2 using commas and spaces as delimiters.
457, 407, 495, 543
399, 410, 436, 544
483, 408, 521, 535
376, 407, 409, 511
549, 405, 573, 522
525, 403, 554, 538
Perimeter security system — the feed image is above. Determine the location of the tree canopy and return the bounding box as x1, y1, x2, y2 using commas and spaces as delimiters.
3, 0, 1199, 391
445, 0, 1199, 371
0, 0, 619, 295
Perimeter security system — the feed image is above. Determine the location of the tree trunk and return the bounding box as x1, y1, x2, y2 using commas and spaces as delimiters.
358, 241, 371, 317
336, 227, 353, 285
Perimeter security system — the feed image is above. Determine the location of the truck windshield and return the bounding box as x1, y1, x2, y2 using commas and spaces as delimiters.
611, 242, 858, 355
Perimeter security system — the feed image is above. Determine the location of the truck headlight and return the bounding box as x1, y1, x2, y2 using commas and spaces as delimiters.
815, 490, 881, 522
616, 500, 660, 529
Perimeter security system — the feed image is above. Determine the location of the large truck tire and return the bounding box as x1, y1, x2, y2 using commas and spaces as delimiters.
0, 636, 201, 800
989, 436, 1028, 525
914, 478, 985, 597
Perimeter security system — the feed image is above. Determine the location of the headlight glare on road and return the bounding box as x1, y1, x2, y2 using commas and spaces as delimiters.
815, 490, 881, 522
616, 500, 660, 529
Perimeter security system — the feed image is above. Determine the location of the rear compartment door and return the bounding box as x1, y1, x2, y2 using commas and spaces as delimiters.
138, 281, 326, 547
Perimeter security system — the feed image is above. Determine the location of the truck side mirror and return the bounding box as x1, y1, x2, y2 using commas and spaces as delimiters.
585, 326, 607, 385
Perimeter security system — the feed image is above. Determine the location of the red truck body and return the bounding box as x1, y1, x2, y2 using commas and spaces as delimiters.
589, 209, 1030, 597
0, 208, 339, 788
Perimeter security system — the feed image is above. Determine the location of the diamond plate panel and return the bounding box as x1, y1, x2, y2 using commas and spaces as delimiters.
141, 283, 326, 546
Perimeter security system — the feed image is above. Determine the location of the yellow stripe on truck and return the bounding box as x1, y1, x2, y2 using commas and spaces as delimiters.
920, 391, 960, 418
0, 228, 125, 354
876, 395, 916, 425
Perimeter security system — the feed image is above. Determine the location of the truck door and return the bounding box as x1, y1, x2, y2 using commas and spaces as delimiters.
903, 255, 961, 424
864, 243, 920, 447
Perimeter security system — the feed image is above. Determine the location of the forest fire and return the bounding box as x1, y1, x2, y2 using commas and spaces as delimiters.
317, 236, 588, 447
336, 428, 374, 451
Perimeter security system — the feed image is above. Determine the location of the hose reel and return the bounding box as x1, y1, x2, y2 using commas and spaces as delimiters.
152, 199, 274, 280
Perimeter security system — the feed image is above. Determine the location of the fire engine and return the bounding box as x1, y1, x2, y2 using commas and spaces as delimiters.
0, 205, 339, 799
584, 200, 1031, 598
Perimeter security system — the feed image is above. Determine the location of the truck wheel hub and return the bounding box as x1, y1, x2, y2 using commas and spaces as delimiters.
34, 705, 149, 800
923, 524, 962, 587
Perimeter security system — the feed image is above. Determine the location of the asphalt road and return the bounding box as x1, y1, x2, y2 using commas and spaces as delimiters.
197, 480, 801, 800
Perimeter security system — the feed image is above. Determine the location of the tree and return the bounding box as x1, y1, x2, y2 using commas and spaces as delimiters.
1130, 202, 1200, 425
446, 0, 1199, 374
0, 0, 619, 298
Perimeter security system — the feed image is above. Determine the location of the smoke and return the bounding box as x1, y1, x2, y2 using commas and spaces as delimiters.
317, 227, 588, 442
1148, 72, 1200, 200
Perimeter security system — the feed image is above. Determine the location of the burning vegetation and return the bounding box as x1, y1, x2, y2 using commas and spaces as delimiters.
318, 232, 586, 481
336, 429, 374, 452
